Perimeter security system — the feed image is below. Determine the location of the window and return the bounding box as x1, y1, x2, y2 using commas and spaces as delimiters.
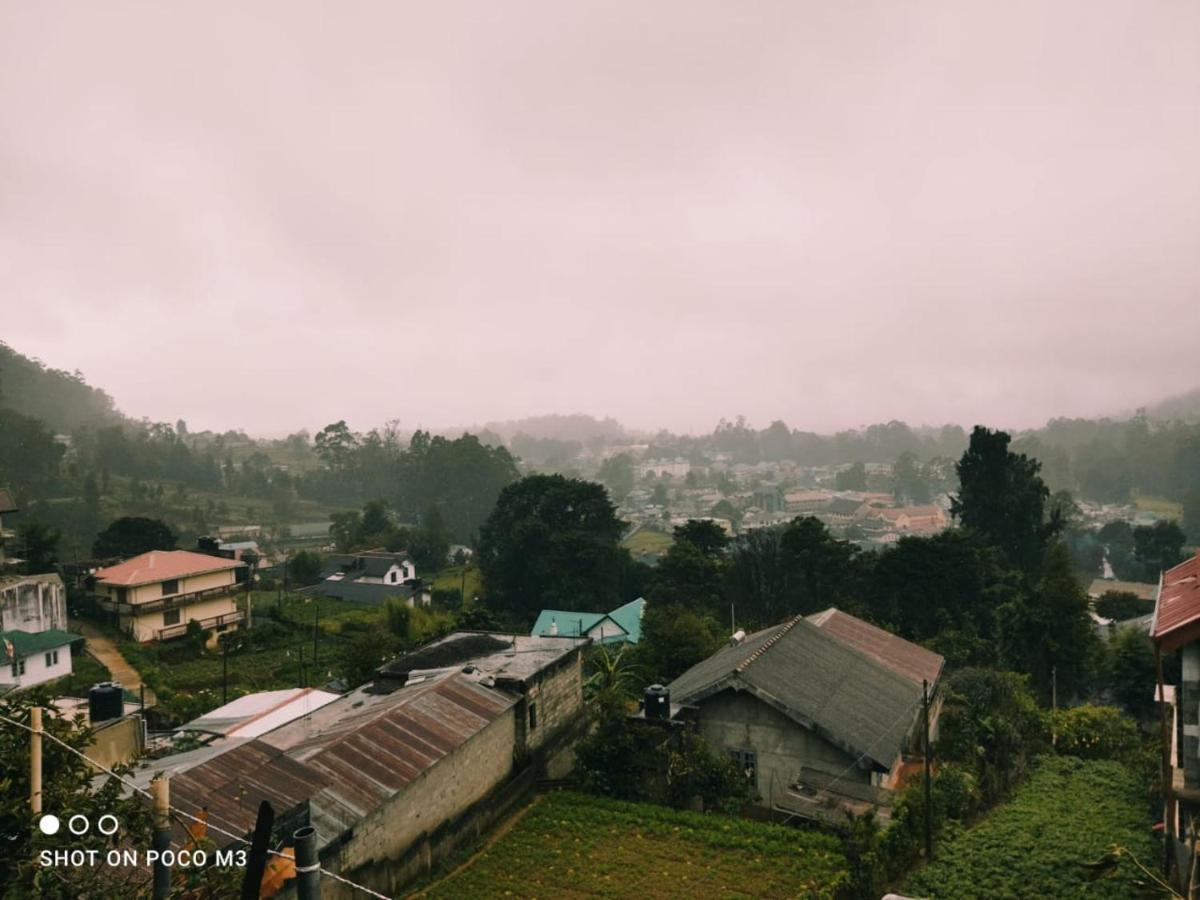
161, 579, 180, 596
728, 749, 757, 788
115, 587, 127, 604
44, 650, 59, 667
528, 702, 538, 730
163, 609, 181, 626
11, 659, 25, 678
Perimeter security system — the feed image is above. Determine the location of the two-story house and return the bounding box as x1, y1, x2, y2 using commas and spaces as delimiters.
0, 572, 81, 690
91, 550, 246, 642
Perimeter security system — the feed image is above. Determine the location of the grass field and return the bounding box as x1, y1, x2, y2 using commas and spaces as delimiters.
1133, 494, 1183, 519
903, 756, 1158, 900
416, 791, 848, 899
430, 565, 483, 601
621, 527, 674, 557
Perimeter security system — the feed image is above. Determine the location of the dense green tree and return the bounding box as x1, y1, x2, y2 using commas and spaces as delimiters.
407, 503, 451, 573
779, 516, 861, 616
649, 541, 723, 613
1094, 591, 1148, 622
0, 408, 64, 492
634, 602, 724, 684
672, 519, 729, 559
952, 426, 1052, 572
998, 541, 1095, 702
935, 668, 1047, 804
91, 516, 176, 558
836, 461, 868, 491
288, 550, 324, 586
865, 531, 1012, 660
18, 521, 60, 574
477, 474, 632, 621
1133, 519, 1186, 578
650, 482, 669, 506
1103, 629, 1157, 719
759, 419, 794, 461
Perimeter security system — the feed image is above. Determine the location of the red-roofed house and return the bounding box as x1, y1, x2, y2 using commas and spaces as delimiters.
91, 550, 246, 642
866, 505, 948, 534
1150, 550, 1200, 873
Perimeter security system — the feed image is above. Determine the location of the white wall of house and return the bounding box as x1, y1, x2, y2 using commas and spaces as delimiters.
1, 576, 68, 633
119, 594, 241, 642
2, 644, 73, 690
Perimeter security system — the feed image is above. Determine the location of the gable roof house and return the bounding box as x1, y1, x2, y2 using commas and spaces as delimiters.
818, 497, 870, 527
91, 550, 246, 643
315, 550, 429, 607
530, 597, 646, 644
668, 608, 943, 826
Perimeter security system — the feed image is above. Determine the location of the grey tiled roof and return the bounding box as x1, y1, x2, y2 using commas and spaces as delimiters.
669, 615, 928, 769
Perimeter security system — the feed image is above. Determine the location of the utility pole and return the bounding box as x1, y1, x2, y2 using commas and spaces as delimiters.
294, 826, 321, 900
151, 775, 171, 900
923, 679, 932, 860
298, 645, 305, 689
222, 638, 229, 705
313, 604, 319, 668
245, 565, 253, 631
30, 706, 42, 815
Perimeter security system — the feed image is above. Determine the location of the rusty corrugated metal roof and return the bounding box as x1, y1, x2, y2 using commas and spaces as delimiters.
807, 607, 944, 687
1152, 552, 1200, 649
160, 671, 518, 849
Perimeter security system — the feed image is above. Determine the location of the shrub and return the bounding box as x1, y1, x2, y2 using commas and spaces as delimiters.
1051, 705, 1140, 761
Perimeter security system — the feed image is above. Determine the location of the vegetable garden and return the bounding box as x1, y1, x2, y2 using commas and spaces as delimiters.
903, 755, 1159, 899
417, 791, 848, 899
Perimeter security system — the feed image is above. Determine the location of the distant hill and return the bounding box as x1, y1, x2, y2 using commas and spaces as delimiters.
1142, 387, 1200, 423
476, 413, 627, 444
0, 341, 121, 433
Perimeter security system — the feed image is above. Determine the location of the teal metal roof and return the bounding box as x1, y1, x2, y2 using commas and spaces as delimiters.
608, 598, 645, 643
530, 597, 645, 644
1, 629, 83, 663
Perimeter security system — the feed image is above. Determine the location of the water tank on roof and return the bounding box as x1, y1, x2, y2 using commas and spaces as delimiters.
88, 682, 124, 724
644, 684, 670, 720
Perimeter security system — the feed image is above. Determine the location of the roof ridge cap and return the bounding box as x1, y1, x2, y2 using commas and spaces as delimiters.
734, 614, 805, 674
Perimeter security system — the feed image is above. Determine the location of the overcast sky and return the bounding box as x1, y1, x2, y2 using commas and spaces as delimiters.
2, 1, 1197, 437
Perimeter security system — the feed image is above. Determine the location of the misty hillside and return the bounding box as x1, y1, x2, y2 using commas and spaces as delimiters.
1143, 387, 1200, 423
478, 413, 627, 444
0, 341, 120, 432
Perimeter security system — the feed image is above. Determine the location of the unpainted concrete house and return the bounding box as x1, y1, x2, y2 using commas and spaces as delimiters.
125, 632, 587, 898
668, 608, 943, 826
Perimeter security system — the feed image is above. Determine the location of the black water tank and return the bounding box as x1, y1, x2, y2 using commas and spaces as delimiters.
88, 682, 124, 724
644, 684, 670, 720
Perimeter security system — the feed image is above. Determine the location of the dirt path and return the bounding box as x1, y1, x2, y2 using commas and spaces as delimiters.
71, 619, 157, 706
404, 794, 545, 898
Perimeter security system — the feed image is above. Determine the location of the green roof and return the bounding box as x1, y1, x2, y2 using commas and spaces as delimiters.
1, 629, 82, 664
531, 598, 645, 644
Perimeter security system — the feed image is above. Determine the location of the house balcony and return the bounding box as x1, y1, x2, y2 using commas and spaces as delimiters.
156, 609, 245, 641
92, 583, 242, 617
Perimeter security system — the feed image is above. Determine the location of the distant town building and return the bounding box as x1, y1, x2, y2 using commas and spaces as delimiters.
91, 550, 246, 643
637, 457, 691, 479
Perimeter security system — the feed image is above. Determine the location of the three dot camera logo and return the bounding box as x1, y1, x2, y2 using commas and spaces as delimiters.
39, 812, 119, 837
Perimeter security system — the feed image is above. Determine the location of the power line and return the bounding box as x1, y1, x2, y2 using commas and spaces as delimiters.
0, 712, 392, 900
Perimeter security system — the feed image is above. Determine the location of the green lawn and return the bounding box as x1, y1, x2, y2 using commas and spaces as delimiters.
904, 756, 1159, 900
621, 527, 674, 557
417, 791, 848, 899
430, 565, 482, 602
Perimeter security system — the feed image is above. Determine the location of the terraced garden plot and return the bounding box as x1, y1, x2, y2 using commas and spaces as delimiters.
418, 791, 847, 899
